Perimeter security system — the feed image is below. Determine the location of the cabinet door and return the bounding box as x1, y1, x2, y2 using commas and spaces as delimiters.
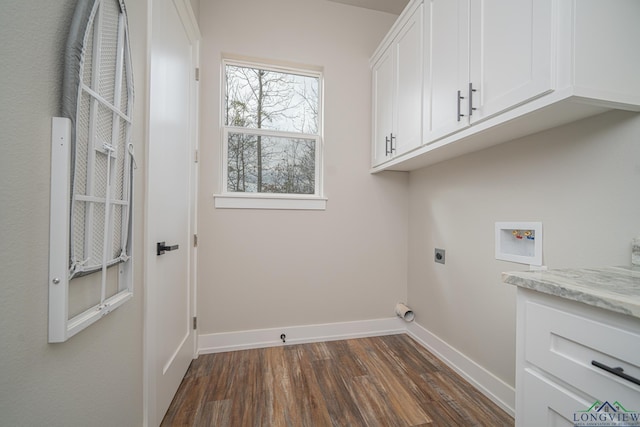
393, 3, 424, 156
426, 0, 470, 142
519, 369, 591, 427
372, 48, 394, 166
469, 0, 553, 123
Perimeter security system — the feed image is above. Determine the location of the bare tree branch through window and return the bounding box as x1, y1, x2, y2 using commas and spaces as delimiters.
223, 61, 321, 196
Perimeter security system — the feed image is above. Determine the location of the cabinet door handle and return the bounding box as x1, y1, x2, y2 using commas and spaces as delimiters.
457, 90, 465, 122
385, 135, 390, 155
592, 360, 640, 386
468, 83, 477, 117
390, 133, 396, 153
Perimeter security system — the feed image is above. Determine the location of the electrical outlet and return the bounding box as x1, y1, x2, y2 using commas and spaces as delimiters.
435, 248, 445, 264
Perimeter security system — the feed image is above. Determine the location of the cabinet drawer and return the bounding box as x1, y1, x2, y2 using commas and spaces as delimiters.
524, 299, 640, 402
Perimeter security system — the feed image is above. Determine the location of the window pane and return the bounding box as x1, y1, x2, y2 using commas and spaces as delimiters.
227, 132, 316, 194
225, 65, 319, 134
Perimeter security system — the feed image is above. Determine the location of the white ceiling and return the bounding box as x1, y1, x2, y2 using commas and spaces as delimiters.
325, 0, 409, 15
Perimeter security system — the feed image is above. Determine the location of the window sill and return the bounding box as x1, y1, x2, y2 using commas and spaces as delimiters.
213, 194, 327, 210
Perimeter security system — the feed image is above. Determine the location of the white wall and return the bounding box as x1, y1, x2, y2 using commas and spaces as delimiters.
197, 0, 407, 334
189, 0, 200, 20
0, 1, 147, 426
407, 110, 640, 388
4, 1, 636, 422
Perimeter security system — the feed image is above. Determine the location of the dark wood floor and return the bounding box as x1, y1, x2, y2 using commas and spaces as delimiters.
161, 334, 514, 426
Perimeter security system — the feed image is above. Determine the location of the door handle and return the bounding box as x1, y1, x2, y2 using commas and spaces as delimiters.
157, 241, 179, 256
592, 360, 640, 386
457, 90, 465, 122
468, 83, 477, 117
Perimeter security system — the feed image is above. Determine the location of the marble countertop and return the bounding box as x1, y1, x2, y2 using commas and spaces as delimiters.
502, 266, 640, 319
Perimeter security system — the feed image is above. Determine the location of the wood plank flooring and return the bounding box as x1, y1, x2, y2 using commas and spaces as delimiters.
160, 334, 514, 426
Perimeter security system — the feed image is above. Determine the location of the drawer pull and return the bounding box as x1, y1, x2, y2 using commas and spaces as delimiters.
592, 360, 640, 386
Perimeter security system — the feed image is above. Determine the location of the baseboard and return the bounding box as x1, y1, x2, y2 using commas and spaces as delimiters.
198, 317, 406, 354
407, 322, 515, 417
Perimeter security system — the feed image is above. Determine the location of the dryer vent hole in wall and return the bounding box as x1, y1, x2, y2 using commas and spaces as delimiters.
280, 333, 286, 343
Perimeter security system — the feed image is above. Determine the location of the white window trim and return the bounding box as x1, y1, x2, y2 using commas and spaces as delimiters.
214, 193, 327, 210
214, 57, 326, 210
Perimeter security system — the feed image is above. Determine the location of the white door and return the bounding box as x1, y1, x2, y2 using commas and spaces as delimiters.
394, 3, 423, 156
145, 0, 199, 426
469, 0, 553, 122
426, 0, 470, 142
372, 48, 394, 166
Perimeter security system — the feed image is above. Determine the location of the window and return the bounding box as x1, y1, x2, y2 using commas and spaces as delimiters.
215, 58, 326, 210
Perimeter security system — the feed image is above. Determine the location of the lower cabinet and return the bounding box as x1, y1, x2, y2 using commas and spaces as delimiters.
515, 289, 640, 427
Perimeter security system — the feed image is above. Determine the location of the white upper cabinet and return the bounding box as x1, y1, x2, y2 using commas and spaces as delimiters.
371, 1, 424, 167
372, 49, 394, 166
426, 0, 552, 142
570, 0, 640, 107
394, 4, 424, 156
468, 0, 553, 123
372, 0, 640, 172
425, 0, 470, 142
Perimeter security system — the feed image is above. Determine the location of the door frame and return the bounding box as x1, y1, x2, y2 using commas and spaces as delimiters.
143, 1, 200, 425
